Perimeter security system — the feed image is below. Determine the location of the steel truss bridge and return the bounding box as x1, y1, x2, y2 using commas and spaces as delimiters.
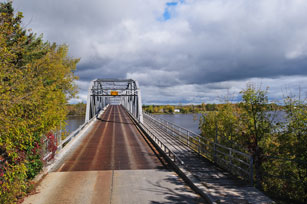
24, 79, 272, 204
85, 78, 143, 123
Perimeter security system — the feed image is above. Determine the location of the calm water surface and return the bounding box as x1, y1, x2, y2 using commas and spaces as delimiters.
64, 113, 203, 135
153, 111, 287, 134
154, 113, 202, 134
64, 111, 286, 136
65, 115, 85, 134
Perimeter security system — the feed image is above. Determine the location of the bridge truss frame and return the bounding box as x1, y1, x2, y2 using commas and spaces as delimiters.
85, 79, 143, 122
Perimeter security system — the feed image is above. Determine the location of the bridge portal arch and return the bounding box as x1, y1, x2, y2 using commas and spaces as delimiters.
85, 79, 143, 123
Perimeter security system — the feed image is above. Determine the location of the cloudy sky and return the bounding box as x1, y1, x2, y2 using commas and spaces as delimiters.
12, 0, 307, 104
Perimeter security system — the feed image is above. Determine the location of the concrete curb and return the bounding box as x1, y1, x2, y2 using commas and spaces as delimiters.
129, 113, 214, 204
32, 109, 105, 183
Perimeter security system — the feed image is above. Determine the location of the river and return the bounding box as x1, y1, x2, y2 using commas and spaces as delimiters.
154, 113, 202, 134
64, 111, 286, 136
65, 113, 203, 135
65, 115, 85, 134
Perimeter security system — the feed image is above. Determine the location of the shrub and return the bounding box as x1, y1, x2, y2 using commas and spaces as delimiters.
0, 2, 78, 203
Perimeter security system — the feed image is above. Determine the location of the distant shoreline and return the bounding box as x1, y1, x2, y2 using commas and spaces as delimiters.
67, 114, 85, 117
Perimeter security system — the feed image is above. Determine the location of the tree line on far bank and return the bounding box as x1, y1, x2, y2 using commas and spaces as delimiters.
143, 102, 283, 114
68, 101, 285, 116
67, 102, 226, 115
67, 103, 86, 116
67, 102, 233, 115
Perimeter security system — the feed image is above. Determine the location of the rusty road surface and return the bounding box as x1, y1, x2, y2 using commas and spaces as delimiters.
24, 105, 204, 204
58, 105, 164, 171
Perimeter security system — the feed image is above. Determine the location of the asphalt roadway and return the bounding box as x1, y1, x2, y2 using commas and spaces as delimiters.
23, 105, 205, 204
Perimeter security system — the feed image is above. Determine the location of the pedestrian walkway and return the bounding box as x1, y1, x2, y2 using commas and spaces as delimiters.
142, 114, 273, 204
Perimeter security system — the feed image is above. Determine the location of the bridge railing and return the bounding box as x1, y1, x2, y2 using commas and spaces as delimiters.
123, 106, 184, 166
42, 105, 109, 162
144, 112, 253, 185
141, 121, 185, 166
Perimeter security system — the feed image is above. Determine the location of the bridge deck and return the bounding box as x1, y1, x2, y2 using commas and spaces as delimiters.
58, 105, 163, 171
23, 105, 204, 204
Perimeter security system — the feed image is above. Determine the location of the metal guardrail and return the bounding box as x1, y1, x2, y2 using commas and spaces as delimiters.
144, 113, 254, 185
123, 106, 185, 166
42, 105, 109, 162
141, 121, 185, 166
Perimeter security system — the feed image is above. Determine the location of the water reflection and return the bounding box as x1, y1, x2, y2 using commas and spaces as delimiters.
65, 115, 85, 134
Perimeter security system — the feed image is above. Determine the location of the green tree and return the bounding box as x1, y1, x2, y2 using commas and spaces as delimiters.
201, 102, 206, 111
238, 84, 274, 187
275, 95, 307, 202
164, 105, 174, 114
147, 105, 154, 113
153, 106, 159, 113
0, 2, 79, 203
200, 102, 242, 149
67, 103, 86, 115
206, 103, 217, 111
180, 106, 188, 113
199, 83, 306, 202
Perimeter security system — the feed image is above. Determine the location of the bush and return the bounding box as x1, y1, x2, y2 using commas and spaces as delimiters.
200, 84, 306, 203
0, 2, 78, 203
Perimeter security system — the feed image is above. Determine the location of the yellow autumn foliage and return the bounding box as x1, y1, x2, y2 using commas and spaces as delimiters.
0, 2, 79, 203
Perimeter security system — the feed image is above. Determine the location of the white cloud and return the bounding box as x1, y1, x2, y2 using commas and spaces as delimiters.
140, 76, 307, 104
13, 0, 307, 104
127, 69, 181, 87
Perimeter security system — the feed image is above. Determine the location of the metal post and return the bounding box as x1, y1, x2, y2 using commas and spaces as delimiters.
249, 155, 254, 186
213, 118, 218, 162
198, 137, 201, 153
130, 97, 132, 113
85, 81, 94, 122
59, 123, 62, 150
91, 96, 95, 118
229, 148, 232, 166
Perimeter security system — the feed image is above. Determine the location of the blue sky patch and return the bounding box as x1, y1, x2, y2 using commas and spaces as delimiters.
161, 1, 183, 21
166, 2, 178, 6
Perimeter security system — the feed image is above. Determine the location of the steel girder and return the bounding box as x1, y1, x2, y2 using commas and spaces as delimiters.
85, 79, 143, 123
